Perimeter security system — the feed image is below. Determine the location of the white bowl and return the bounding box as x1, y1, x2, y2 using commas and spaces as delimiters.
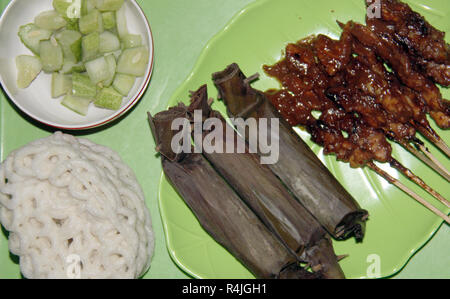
0, 0, 154, 130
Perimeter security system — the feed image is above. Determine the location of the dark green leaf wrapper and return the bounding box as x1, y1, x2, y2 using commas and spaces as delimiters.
212, 63, 368, 241
186, 86, 345, 279
148, 108, 321, 279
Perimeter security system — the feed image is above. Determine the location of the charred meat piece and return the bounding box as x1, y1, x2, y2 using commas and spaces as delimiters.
367, 0, 449, 65
343, 35, 444, 146
313, 31, 353, 76
343, 20, 450, 128
264, 36, 394, 168
364, 15, 450, 87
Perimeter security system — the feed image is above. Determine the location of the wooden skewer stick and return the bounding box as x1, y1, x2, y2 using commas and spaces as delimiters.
399, 140, 450, 182
434, 139, 450, 159
390, 159, 450, 209
415, 124, 450, 159
367, 162, 450, 225
416, 143, 450, 181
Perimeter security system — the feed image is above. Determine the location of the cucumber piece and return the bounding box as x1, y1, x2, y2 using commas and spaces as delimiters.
95, 0, 124, 12
40, 39, 64, 73
85, 56, 110, 84
122, 34, 142, 49
99, 31, 120, 53
115, 5, 128, 38
53, 0, 72, 16
111, 49, 122, 59
18, 24, 52, 55
81, 31, 100, 61
79, 9, 103, 34
55, 30, 82, 63
81, 0, 97, 16
16, 55, 42, 89
71, 63, 87, 73
60, 60, 86, 74
61, 94, 92, 116
34, 10, 67, 31
72, 72, 96, 98
51, 72, 72, 98
102, 54, 116, 87
102, 12, 116, 30
116, 47, 149, 77
112, 73, 134, 96
94, 87, 123, 110
53, 0, 81, 19
64, 17, 80, 31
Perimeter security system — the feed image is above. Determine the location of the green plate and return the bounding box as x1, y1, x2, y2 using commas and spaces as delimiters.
159, 0, 450, 279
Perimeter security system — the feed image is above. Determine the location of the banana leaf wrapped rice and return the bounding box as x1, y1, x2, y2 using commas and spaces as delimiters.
186, 85, 345, 279
148, 107, 321, 279
212, 63, 368, 241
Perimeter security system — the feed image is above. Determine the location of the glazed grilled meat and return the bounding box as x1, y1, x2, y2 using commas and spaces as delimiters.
344, 21, 450, 129
366, 0, 449, 65
264, 3, 450, 166
262, 0, 450, 225
264, 36, 393, 168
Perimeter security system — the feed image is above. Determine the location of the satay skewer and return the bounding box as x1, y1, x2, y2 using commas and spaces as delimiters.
414, 124, 450, 159
327, 88, 450, 183
367, 162, 450, 225
326, 90, 450, 182
335, 22, 450, 160
433, 139, 450, 159
414, 143, 450, 181
389, 159, 450, 209
400, 140, 450, 182
309, 110, 450, 221
263, 30, 449, 224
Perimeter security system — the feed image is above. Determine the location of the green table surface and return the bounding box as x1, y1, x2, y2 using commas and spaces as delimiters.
0, 0, 448, 279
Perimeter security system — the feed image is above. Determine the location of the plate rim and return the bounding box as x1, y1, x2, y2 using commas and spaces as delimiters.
157, 0, 448, 279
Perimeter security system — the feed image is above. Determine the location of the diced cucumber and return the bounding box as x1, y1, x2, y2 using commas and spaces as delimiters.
94, 87, 123, 110
72, 72, 96, 98
60, 60, 76, 74
61, 94, 92, 115
99, 31, 120, 53
95, 0, 124, 12
122, 34, 142, 49
55, 30, 82, 63
102, 54, 116, 87
18, 24, 52, 55
81, 31, 100, 61
16, 55, 42, 89
115, 4, 128, 38
79, 9, 103, 34
81, 0, 96, 16
85, 56, 110, 84
71, 63, 87, 73
102, 12, 116, 30
53, 0, 72, 16
34, 10, 67, 31
60, 60, 86, 74
64, 17, 80, 31
116, 47, 148, 77
111, 49, 122, 59
51, 72, 72, 98
112, 73, 134, 96
53, 0, 81, 19
40, 39, 64, 73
